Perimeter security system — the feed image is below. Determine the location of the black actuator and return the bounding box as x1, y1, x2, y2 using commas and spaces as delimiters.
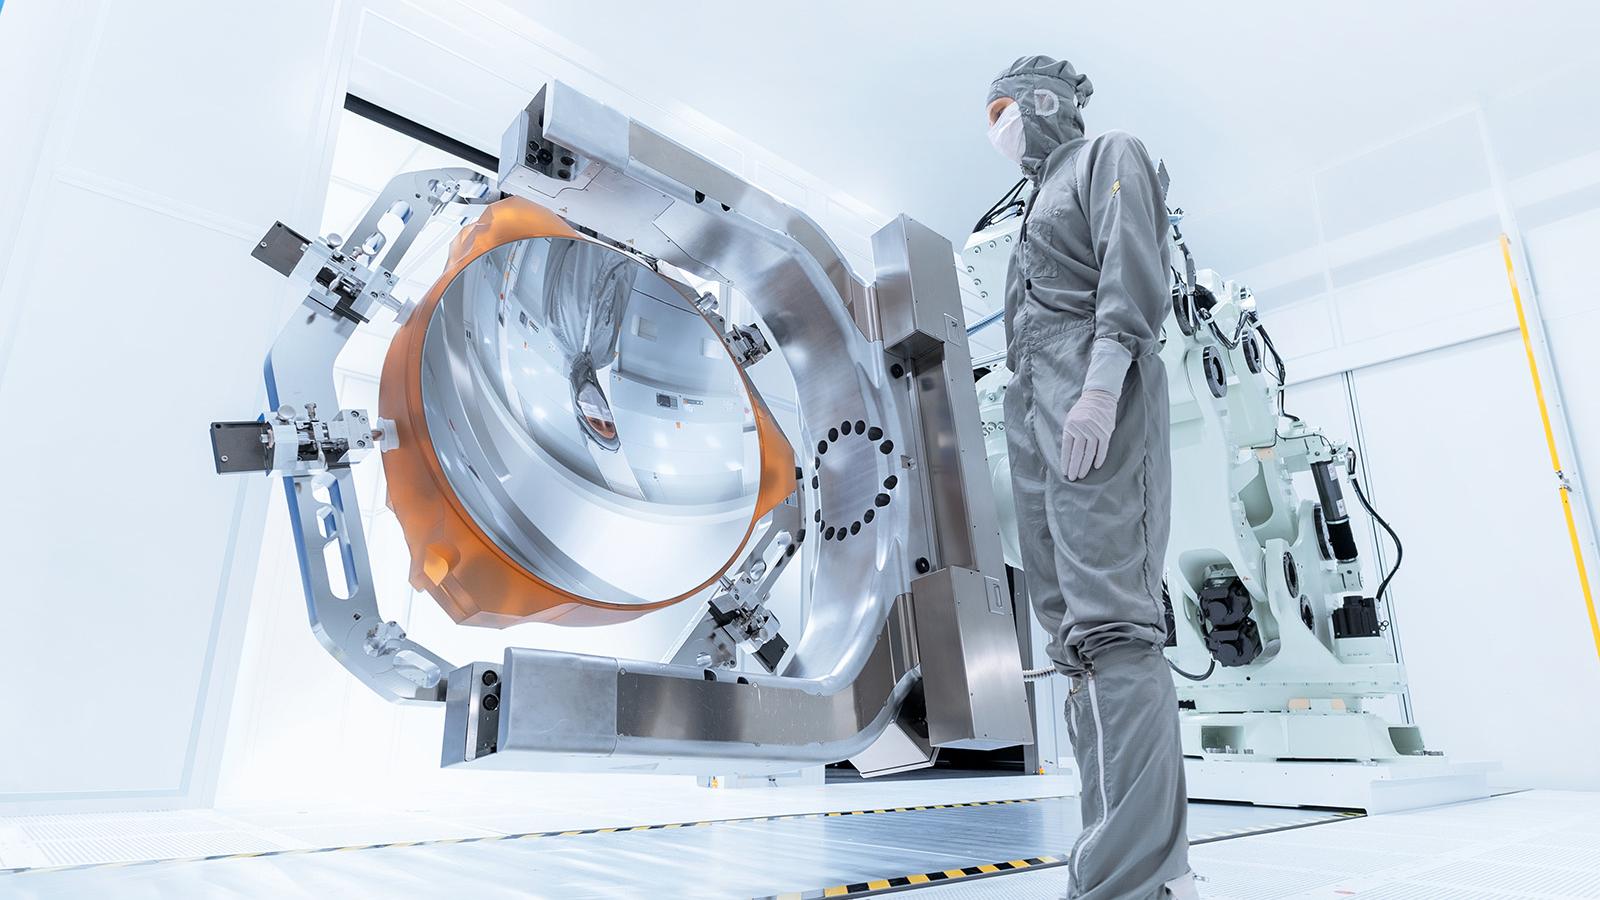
1311, 460, 1360, 563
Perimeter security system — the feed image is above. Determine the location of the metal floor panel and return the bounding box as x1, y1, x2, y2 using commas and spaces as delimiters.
888, 790, 1600, 900
63, 790, 1580, 899
0, 775, 1076, 871
0, 792, 1340, 900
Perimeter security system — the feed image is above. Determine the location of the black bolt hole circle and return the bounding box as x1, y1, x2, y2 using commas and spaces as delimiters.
915, 557, 931, 574
813, 417, 903, 536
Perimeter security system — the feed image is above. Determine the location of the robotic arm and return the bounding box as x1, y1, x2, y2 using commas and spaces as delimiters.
966, 197, 1417, 764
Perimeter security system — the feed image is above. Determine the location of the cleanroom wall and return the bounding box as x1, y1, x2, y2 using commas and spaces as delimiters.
1208, 62, 1600, 790
0, 0, 349, 813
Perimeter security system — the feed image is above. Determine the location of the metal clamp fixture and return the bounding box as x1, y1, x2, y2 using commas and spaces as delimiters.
210, 403, 375, 476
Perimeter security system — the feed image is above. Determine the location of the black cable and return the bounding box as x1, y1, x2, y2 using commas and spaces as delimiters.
1349, 463, 1404, 605
1168, 657, 1216, 681
987, 201, 1025, 227
1254, 321, 1290, 423
973, 178, 1028, 233
1255, 321, 1288, 388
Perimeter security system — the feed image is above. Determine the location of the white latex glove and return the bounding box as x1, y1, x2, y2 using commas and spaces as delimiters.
1061, 389, 1118, 481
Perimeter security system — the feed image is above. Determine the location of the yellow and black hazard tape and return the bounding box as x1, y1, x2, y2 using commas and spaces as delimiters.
754, 808, 1366, 899
758, 854, 1067, 900
0, 796, 1064, 878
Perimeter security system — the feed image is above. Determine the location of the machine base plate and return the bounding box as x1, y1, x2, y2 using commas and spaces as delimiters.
1184, 757, 1496, 813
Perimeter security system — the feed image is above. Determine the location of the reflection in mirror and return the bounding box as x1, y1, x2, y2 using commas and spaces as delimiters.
419, 237, 762, 605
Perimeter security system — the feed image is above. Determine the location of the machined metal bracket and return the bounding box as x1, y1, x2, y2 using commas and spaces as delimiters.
667, 499, 803, 672
690, 291, 774, 369
209, 404, 375, 476
214, 168, 496, 704
254, 224, 388, 325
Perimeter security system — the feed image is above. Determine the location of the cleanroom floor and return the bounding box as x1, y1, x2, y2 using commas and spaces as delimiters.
906, 789, 1600, 900
0, 779, 1593, 899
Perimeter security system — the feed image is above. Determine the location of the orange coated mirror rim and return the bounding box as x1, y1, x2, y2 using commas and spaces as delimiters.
378, 196, 797, 628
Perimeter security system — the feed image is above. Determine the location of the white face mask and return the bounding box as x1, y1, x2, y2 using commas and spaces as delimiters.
987, 102, 1026, 166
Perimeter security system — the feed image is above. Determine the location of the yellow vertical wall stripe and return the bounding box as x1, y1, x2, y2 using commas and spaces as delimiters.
1499, 234, 1600, 665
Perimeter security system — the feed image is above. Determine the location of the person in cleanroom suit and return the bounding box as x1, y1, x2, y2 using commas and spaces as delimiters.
985, 55, 1199, 900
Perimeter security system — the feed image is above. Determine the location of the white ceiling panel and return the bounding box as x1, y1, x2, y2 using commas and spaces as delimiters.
476, 0, 1596, 257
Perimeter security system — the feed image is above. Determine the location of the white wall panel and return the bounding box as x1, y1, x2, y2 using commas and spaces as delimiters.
1273, 243, 1520, 385
1333, 246, 1508, 345
0, 185, 281, 792
1524, 207, 1600, 323
56, 5, 336, 231
1314, 113, 1493, 241
0, 0, 94, 332
1349, 333, 1600, 789
0, 0, 344, 813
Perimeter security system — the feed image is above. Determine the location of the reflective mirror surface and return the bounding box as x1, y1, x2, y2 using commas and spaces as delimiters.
419, 237, 762, 604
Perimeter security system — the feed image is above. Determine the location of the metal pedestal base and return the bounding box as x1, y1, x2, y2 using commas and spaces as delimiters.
1180, 710, 1422, 762
1184, 757, 1496, 813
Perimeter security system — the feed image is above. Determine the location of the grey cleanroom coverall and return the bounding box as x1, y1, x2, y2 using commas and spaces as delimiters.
989, 56, 1189, 899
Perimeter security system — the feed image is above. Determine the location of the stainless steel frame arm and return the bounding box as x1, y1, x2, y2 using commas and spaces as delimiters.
256, 169, 494, 703
444, 599, 924, 774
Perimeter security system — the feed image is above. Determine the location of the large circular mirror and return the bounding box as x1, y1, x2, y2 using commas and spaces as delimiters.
380, 199, 793, 626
